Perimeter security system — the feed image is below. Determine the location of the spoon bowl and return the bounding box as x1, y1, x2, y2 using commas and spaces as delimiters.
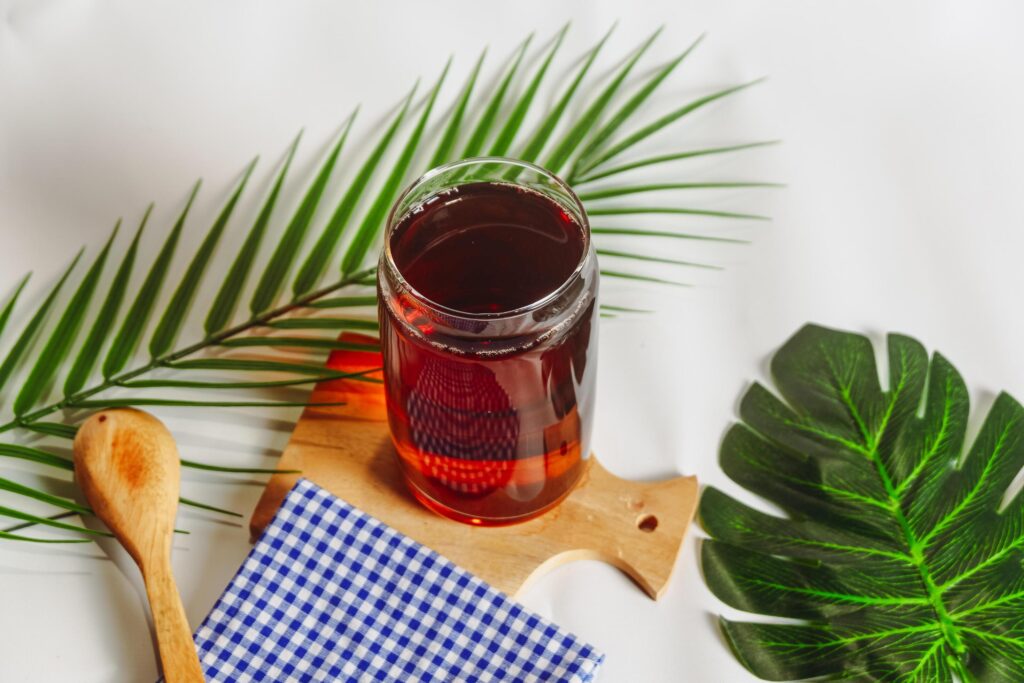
74, 408, 204, 683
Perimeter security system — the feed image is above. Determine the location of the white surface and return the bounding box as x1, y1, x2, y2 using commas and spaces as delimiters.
2, 1, 1024, 681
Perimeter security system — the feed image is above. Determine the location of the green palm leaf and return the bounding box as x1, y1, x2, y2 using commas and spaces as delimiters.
180, 459, 297, 475
0, 443, 73, 470
63, 214, 147, 396
250, 118, 353, 314
578, 181, 781, 201
700, 324, 1024, 682
576, 141, 780, 183
599, 304, 652, 314
429, 48, 486, 167
461, 39, 530, 158
591, 227, 748, 243
14, 226, 117, 415
71, 398, 345, 409
596, 248, 720, 270
514, 24, 614, 165
0, 476, 91, 515
587, 206, 769, 220
542, 25, 661, 175
487, 25, 568, 158
178, 496, 243, 518
0, 532, 89, 543
20, 421, 78, 439
340, 64, 449, 275
292, 103, 408, 297
0, 251, 83, 393
219, 336, 378, 351
578, 79, 766, 177
267, 317, 378, 331
0, 505, 110, 538
205, 133, 301, 334
306, 295, 378, 309
600, 269, 689, 287
0, 274, 31, 342
168, 358, 337, 375
103, 185, 199, 378
150, 158, 257, 357
121, 368, 380, 390
570, 33, 703, 179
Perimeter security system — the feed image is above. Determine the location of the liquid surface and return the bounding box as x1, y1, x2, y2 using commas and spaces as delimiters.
381, 181, 596, 524
388, 182, 585, 313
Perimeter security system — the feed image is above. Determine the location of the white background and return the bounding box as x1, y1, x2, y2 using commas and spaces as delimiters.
2, 1, 1024, 681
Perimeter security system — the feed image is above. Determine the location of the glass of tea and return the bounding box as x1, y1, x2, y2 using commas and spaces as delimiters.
378, 157, 599, 526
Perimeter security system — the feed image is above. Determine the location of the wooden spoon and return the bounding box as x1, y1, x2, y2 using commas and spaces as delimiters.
74, 408, 204, 683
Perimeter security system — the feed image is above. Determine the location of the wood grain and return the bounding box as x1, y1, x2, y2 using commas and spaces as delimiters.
252, 336, 699, 600
74, 409, 204, 683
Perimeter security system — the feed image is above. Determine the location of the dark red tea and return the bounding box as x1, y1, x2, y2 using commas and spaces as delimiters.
379, 180, 597, 525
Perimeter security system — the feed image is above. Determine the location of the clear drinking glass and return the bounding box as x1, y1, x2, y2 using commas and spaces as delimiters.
377, 158, 599, 526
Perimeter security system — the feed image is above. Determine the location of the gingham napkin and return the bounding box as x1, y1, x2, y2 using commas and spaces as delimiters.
191, 479, 604, 682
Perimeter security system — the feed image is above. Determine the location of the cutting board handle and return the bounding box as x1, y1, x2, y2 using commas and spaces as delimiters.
519, 458, 699, 600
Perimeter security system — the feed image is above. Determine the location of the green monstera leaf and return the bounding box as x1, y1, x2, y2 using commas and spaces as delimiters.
700, 324, 1024, 682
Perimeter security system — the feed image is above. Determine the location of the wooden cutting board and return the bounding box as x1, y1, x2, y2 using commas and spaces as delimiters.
251, 335, 698, 600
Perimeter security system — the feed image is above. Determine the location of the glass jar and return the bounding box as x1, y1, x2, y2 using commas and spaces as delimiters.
378, 157, 598, 526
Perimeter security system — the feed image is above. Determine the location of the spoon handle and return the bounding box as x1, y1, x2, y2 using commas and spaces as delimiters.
143, 559, 204, 683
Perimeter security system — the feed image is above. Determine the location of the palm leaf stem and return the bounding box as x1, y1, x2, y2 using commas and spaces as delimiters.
1, 510, 76, 534
0, 267, 376, 436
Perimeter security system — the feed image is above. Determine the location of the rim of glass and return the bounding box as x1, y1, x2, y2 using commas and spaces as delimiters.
381, 156, 592, 321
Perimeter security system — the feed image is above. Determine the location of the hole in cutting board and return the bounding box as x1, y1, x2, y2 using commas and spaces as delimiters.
637, 514, 658, 533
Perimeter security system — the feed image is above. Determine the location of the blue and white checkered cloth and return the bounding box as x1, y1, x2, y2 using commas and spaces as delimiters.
192, 479, 604, 682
